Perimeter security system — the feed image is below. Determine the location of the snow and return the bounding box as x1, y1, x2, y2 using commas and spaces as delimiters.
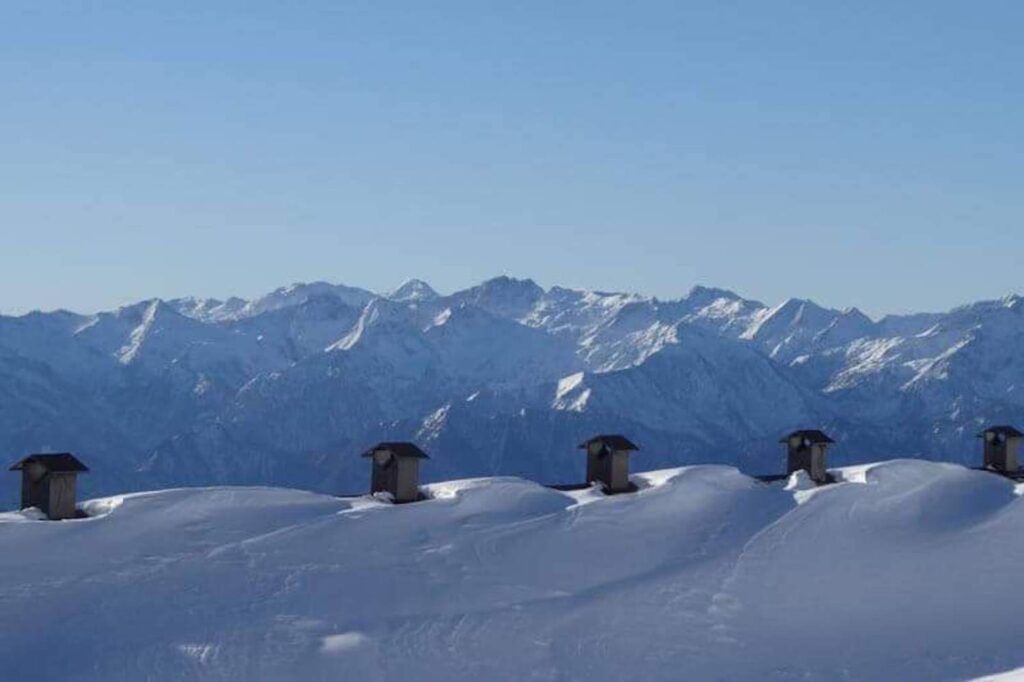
116, 299, 162, 364
320, 631, 371, 654
417, 404, 451, 440
977, 669, 1024, 681
235, 282, 375, 319
6, 276, 1024, 498
553, 371, 588, 410
3, 461, 1024, 680
388, 278, 440, 303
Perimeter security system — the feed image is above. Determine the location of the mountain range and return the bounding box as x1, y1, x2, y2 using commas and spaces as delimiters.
3, 276, 1022, 499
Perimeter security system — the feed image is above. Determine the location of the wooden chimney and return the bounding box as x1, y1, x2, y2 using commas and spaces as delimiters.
578, 434, 638, 494
361, 442, 428, 503
780, 430, 833, 484
979, 426, 1023, 473
9, 453, 89, 520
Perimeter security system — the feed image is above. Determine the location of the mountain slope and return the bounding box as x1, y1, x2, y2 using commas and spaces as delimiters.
1, 277, 1023, 496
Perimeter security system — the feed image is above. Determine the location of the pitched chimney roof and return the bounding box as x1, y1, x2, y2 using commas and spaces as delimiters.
360, 442, 430, 459
977, 425, 1024, 439
578, 435, 639, 451
9, 453, 89, 473
779, 430, 835, 445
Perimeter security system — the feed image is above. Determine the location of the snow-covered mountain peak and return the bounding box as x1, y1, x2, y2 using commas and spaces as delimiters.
424, 302, 499, 328
452, 276, 546, 321
239, 282, 375, 320
170, 296, 248, 322
423, 302, 583, 387
116, 299, 166, 364
580, 288, 647, 308
328, 298, 417, 352
112, 297, 166, 321
683, 284, 750, 307
1003, 293, 1024, 310
977, 293, 1024, 315
740, 296, 875, 363
73, 298, 171, 345
765, 297, 830, 325
840, 305, 871, 320
388, 278, 440, 302
479, 275, 543, 294
67, 298, 250, 373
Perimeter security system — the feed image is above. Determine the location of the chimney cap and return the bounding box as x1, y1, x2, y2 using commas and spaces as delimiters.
9, 453, 89, 473
977, 425, 1024, 439
360, 442, 429, 459
578, 434, 639, 451
780, 429, 835, 445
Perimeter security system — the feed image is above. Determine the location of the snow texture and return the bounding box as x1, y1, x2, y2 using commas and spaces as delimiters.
2, 461, 1024, 680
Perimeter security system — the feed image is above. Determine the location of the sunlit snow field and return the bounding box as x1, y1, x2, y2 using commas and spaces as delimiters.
2, 460, 1024, 681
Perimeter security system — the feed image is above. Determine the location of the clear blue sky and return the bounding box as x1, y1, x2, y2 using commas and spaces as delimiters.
2, 1, 1021, 317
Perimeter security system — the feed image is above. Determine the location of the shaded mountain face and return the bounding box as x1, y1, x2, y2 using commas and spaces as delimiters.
1, 278, 1020, 497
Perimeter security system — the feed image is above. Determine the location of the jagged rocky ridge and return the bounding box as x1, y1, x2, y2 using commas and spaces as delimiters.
2, 277, 1023, 498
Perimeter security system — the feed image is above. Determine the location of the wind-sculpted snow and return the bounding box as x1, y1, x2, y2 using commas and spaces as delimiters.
3, 276, 1024, 496
1, 461, 1023, 680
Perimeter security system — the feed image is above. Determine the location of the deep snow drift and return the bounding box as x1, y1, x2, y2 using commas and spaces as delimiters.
2, 460, 1024, 681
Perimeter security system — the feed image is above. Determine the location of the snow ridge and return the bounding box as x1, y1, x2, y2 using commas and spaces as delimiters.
2, 461, 1024, 681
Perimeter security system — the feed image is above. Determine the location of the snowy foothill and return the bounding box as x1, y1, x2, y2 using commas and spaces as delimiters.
2, 460, 1024, 680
